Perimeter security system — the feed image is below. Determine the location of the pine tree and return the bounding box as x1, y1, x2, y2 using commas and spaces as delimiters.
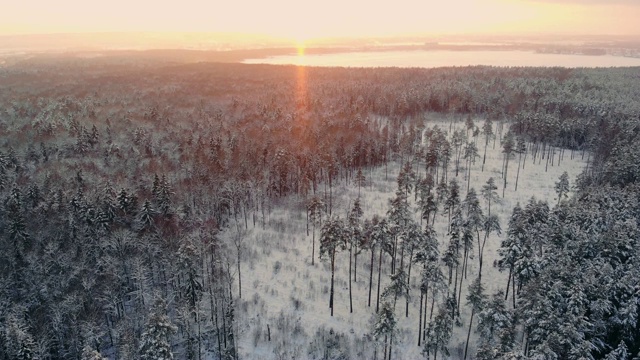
476, 291, 515, 360
481, 177, 499, 217
370, 217, 393, 313
138, 200, 156, 231
399, 220, 423, 317
463, 140, 479, 191
81, 345, 107, 360
481, 119, 494, 172
479, 214, 501, 281
177, 238, 203, 309
381, 268, 409, 311
604, 341, 629, 360
387, 189, 410, 274
554, 171, 570, 205
320, 217, 347, 316
307, 195, 325, 266
498, 203, 524, 306
452, 129, 466, 177
444, 179, 460, 227
4, 310, 36, 360
347, 199, 364, 313
462, 188, 483, 277
139, 299, 177, 360
373, 301, 397, 360
417, 185, 437, 226
397, 162, 416, 197
514, 136, 526, 191
355, 168, 367, 197
423, 301, 453, 360
435, 178, 449, 223
464, 277, 486, 360
501, 131, 515, 197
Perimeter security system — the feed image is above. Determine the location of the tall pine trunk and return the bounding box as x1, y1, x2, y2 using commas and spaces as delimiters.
418, 291, 424, 346
312, 224, 316, 265
369, 247, 375, 307
349, 246, 353, 313
330, 249, 335, 316
505, 267, 512, 302
482, 141, 488, 172
406, 249, 413, 317
515, 152, 522, 191
463, 308, 475, 360
503, 152, 510, 197
376, 245, 383, 313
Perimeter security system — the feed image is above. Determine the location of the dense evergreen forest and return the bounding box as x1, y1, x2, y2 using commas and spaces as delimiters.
0, 56, 639, 359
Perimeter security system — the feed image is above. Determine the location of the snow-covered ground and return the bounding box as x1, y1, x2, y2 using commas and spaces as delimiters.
222, 116, 588, 359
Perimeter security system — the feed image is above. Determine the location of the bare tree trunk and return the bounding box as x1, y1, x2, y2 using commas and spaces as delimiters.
406, 249, 413, 317
503, 154, 509, 198
515, 152, 522, 191
391, 235, 397, 274
349, 246, 353, 314
376, 245, 383, 313
482, 141, 488, 172
354, 247, 358, 282
312, 224, 316, 265
418, 291, 424, 347
383, 335, 388, 360
457, 263, 464, 312
423, 285, 429, 341
237, 255, 242, 299
467, 157, 472, 192
330, 250, 335, 316
430, 294, 436, 319
369, 247, 375, 307
512, 272, 516, 308
463, 308, 475, 360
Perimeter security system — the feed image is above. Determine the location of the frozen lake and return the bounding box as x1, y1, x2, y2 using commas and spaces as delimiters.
244, 50, 640, 68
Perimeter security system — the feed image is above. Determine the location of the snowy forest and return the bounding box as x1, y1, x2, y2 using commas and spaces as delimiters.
0, 56, 639, 359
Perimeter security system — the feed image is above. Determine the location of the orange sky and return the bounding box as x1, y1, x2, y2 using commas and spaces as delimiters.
1, 0, 638, 39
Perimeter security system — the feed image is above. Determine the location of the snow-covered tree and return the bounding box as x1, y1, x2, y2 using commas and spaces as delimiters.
463, 140, 479, 191
139, 299, 177, 360
554, 171, 570, 205
604, 341, 629, 360
481, 119, 494, 172
320, 217, 347, 316
370, 217, 393, 313
501, 131, 515, 197
479, 214, 501, 281
423, 300, 453, 360
514, 136, 526, 191
373, 301, 397, 360
4, 309, 36, 360
397, 161, 416, 197
81, 345, 107, 360
481, 177, 499, 217
307, 195, 325, 265
464, 277, 486, 360
476, 291, 515, 360
347, 199, 364, 313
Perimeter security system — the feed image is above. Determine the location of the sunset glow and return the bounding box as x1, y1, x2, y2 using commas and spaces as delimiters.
1, 0, 638, 40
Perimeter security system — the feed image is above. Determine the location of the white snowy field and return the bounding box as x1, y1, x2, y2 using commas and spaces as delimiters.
221, 116, 588, 359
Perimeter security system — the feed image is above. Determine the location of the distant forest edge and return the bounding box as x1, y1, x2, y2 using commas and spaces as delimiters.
3, 39, 639, 65
0, 58, 639, 359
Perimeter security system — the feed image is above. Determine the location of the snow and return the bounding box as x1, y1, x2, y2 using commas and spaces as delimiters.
221, 116, 588, 359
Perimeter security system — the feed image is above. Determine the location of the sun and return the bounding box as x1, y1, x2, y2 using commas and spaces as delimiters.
295, 38, 306, 57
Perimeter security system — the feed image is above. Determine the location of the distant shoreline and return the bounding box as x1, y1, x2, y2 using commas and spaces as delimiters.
2, 43, 639, 66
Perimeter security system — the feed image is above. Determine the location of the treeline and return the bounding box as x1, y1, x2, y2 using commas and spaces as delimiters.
0, 55, 638, 359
